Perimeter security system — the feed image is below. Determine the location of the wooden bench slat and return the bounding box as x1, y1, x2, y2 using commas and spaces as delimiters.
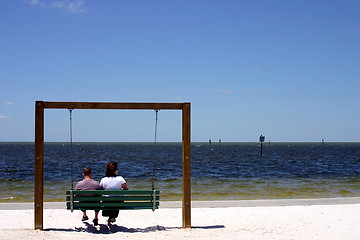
66, 203, 159, 210
66, 196, 160, 202
66, 202, 159, 207
67, 206, 158, 210
66, 190, 160, 195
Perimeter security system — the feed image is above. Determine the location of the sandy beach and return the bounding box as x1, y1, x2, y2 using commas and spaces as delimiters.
0, 198, 359, 240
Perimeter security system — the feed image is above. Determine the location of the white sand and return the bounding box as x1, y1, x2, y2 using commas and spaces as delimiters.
0, 199, 359, 240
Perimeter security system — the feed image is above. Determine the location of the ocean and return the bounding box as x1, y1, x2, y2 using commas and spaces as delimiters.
1, 142, 359, 202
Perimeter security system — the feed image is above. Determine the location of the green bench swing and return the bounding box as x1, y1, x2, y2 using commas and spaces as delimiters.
65, 110, 160, 213
66, 189, 160, 211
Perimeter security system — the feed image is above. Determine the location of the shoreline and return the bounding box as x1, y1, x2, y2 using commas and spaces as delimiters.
1, 197, 359, 210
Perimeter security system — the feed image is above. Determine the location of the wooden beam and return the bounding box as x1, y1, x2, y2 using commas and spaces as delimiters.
34, 101, 44, 230
43, 102, 184, 110
182, 102, 191, 228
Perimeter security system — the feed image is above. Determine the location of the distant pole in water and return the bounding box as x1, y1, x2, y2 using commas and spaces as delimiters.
259, 135, 265, 156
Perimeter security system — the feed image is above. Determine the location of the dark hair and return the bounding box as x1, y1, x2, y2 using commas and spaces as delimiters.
105, 161, 118, 177
83, 167, 92, 176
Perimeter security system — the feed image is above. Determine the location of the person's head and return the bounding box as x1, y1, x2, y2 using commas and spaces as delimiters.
83, 167, 92, 177
105, 161, 118, 177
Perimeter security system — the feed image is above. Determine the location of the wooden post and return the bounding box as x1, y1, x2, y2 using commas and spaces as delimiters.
34, 101, 44, 230
259, 135, 265, 157
182, 103, 191, 228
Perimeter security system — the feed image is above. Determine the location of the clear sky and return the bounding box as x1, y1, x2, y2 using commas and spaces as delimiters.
1, 0, 359, 142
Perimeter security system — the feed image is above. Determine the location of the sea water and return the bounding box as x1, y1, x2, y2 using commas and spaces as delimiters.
0, 142, 359, 202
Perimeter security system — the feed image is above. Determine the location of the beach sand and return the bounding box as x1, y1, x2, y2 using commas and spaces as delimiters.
0, 198, 359, 240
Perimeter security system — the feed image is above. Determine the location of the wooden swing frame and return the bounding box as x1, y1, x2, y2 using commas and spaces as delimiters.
34, 101, 191, 230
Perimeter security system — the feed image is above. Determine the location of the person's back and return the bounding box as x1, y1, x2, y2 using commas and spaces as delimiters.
76, 178, 101, 191
99, 176, 126, 190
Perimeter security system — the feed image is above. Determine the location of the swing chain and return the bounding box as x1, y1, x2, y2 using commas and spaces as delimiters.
152, 110, 159, 190
69, 109, 74, 191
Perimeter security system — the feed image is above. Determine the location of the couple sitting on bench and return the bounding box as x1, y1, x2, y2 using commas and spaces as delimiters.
75, 161, 128, 226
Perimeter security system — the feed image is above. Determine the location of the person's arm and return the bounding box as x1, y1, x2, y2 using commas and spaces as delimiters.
99, 178, 105, 190
75, 182, 82, 192
122, 182, 128, 190
97, 182, 103, 190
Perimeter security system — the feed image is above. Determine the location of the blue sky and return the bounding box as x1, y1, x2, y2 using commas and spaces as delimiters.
1, 0, 359, 142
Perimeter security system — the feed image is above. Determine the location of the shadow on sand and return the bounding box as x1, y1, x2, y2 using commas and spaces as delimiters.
44, 222, 225, 234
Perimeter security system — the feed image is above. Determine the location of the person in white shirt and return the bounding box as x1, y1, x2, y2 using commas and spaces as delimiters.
100, 161, 128, 223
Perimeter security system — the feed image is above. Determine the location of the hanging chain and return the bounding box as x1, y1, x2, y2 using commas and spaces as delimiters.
152, 110, 159, 190
69, 109, 74, 190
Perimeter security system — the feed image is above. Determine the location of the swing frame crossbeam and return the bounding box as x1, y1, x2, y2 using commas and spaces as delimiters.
34, 101, 191, 230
